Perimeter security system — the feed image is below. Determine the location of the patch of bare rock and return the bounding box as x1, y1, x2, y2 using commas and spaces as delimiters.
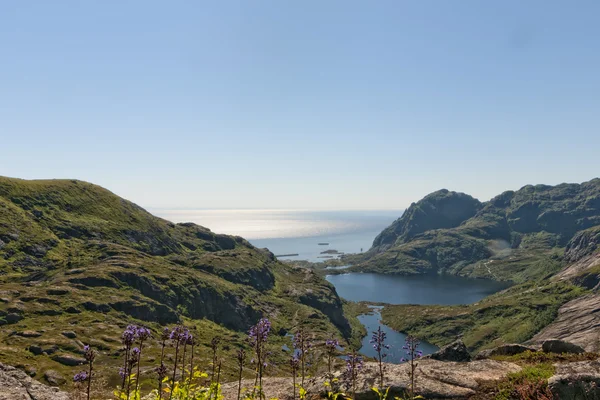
0, 363, 70, 400
528, 293, 600, 352
221, 359, 521, 399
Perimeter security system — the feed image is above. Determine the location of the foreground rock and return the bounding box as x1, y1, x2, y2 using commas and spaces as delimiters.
542, 339, 585, 354
221, 359, 521, 399
549, 360, 600, 399
0, 363, 69, 400
428, 339, 471, 362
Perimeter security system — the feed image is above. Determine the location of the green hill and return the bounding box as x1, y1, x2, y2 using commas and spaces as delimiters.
350, 179, 600, 282
0, 176, 354, 388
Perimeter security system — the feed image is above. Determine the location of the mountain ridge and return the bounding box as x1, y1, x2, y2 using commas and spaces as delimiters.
351, 178, 600, 280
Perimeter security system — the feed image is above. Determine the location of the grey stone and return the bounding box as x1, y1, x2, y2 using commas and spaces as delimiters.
429, 339, 471, 362
542, 339, 585, 354
0, 363, 69, 400
61, 331, 77, 339
51, 353, 86, 366
43, 369, 66, 386
475, 344, 537, 359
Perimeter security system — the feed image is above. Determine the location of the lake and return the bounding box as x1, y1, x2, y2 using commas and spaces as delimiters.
326, 273, 511, 305
327, 273, 511, 362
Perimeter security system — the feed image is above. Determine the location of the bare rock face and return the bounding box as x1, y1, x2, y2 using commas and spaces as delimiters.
542, 339, 585, 354
0, 363, 69, 400
428, 339, 471, 362
221, 359, 521, 399
529, 293, 600, 352
549, 360, 600, 399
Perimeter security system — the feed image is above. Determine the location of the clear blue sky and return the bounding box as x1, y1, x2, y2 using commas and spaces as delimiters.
1, 1, 598, 210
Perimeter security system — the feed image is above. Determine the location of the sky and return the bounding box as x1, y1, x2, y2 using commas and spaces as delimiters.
1, 1, 599, 210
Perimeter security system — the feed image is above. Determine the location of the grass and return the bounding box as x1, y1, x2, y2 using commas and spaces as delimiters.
379, 280, 588, 351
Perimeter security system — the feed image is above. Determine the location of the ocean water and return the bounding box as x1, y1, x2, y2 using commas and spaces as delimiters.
154, 209, 401, 262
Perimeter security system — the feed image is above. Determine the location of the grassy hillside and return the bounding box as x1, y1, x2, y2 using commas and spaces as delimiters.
0, 177, 356, 390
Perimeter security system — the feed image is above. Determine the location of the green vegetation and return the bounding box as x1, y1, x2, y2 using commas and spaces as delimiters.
380, 281, 587, 351
493, 363, 556, 400
0, 176, 361, 390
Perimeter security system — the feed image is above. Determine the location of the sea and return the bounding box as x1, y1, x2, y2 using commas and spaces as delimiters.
154, 209, 402, 261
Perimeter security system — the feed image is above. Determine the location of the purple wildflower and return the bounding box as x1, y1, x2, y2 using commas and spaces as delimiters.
83, 344, 96, 363
248, 318, 271, 345
248, 318, 271, 397
343, 351, 363, 398
325, 337, 340, 376
121, 327, 135, 346
73, 371, 88, 383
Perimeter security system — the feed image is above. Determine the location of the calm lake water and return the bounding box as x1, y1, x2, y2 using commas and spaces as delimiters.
358, 307, 439, 363
326, 273, 510, 305
327, 273, 511, 362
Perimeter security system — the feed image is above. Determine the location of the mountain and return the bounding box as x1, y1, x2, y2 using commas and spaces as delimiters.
0, 176, 353, 385
353, 179, 600, 353
352, 179, 600, 281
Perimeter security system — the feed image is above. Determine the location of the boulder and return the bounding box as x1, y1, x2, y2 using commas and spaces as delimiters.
5, 312, 23, 324
44, 369, 66, 386
542, 339, 585, 354
51, 353, 86, 366
17, 330, 43, 338
61, 331, 77, 339
429, 339, 471, 362
0, 363, 69, 400
549, 360, 600, 399
475, 344, 537, 359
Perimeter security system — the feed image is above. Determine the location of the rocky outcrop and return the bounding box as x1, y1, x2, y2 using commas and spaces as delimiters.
549, 360, 600, 399
529, 296, 600, 353
475, 344, 537, 359
0, 363, 69, 400
429, 339, 471, 362
565, 225, 600, 262
221, 359, 521, 399
542, 339, 585, 354
555, 254, 600, 290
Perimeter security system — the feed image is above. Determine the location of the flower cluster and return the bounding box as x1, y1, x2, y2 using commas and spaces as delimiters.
344, 352, 363, 375
401, 335, 423, 362
248, 318, 271, 346
325, 337, 340, 377
289, 355, 300, 371
325, 338, 340, 353
370, 326, 390, 357
73, 371, 88, 383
